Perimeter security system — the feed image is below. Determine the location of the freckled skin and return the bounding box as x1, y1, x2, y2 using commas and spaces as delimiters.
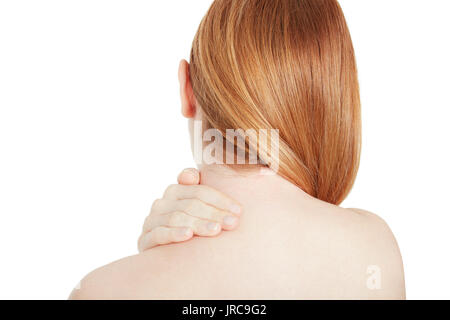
70, 165, 405, 300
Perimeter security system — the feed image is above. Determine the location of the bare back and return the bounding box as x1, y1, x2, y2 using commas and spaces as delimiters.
72, 167, 405, 300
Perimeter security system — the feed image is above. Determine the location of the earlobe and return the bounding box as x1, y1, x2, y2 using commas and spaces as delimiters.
179, 60, 196, 119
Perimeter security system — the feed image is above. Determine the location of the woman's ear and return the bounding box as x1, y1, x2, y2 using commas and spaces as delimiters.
178, 59, 196, 118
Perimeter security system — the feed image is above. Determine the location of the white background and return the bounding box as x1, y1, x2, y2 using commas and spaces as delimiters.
0, 0, 449, 300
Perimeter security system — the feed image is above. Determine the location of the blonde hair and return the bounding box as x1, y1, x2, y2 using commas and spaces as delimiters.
190, 0, 361, 205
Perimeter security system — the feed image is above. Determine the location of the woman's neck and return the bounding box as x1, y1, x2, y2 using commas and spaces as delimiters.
199, 164, 311, 209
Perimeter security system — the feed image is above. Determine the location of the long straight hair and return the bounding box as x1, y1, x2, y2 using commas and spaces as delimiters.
190, 0, 361, 205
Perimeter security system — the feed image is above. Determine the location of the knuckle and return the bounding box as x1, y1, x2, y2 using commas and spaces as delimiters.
143, 215, 152, 231
151, 198, 163, 212
147, 213, 161, 230
137, 235, 144, 251
164, 184, 178, 198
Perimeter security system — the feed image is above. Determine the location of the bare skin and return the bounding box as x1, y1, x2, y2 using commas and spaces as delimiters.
137, 168, 243, 252
70, 165, 405, 300
70, 60, 405, 299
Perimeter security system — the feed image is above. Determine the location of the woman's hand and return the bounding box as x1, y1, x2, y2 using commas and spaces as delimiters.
138, 168, 242, 252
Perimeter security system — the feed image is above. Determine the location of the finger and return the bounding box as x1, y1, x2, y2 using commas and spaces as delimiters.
138, 227, 193, 252
142, 199, 170, 232
163, 184, 242, 216
150, 198, 238, 230
177, 168, 200, 185
174, 199, 239, 231
156, 211, 223, 236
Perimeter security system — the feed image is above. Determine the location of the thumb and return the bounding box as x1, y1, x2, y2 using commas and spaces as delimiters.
177, 168, 200, 185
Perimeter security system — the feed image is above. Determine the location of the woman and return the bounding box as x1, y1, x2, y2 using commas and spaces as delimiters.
71, 0, 405, 299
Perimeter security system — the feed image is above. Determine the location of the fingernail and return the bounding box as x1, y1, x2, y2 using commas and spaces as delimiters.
179, 169, 194, 180
182, 168, 194, 174
207, 222, 220, 232
229, 204, 242, 215
223, 216, 238, 226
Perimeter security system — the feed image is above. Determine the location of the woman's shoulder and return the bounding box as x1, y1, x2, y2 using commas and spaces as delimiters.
292, 202, 406, 299
69, 238, 222, 300
335, 207, 406, 299
69, 254, 146, 300
69, 206, 406, 300
345, 207, 402, 252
